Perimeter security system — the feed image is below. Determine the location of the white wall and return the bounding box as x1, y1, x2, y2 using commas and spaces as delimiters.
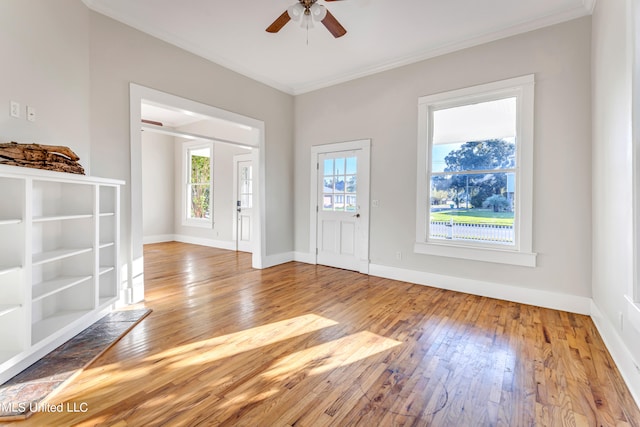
591, 0, 640, 403
295, 18, 593, 306
141, 131, 175, 240
0, 0, 90, 171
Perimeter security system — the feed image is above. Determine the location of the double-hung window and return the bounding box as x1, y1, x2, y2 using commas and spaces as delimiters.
183, 142, 213, 227
415, 75, 536, 266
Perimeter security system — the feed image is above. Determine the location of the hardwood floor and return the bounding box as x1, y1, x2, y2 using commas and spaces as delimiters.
11, 242, 640, 426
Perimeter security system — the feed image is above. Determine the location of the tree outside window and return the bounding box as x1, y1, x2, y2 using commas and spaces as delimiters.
415, 75, 536, 266
185, 145, 213, 224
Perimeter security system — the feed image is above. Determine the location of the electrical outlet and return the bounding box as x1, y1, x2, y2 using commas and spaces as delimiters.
10, 101, 20, 118
396, 251, 402, 260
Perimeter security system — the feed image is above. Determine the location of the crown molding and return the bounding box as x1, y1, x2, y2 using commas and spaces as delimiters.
583, 0, 597, 14
83, 0, 594, 96
291, 3, 593, 94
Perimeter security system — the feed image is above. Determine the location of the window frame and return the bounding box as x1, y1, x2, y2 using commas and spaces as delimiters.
182, 141, 214, 228
414, 75, 536, 267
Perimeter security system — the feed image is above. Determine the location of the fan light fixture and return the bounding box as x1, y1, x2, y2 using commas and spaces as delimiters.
266, 0, 347, 39
287, 2, 327, 29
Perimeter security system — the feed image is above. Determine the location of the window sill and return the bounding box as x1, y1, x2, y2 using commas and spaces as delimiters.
414, 241, 537, 267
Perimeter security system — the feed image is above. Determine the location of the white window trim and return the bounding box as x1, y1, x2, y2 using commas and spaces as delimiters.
414, 75, 537, 267
182, 141, 214, 228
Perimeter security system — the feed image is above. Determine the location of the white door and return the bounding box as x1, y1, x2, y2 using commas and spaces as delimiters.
233, 154, 253, 252
314, 142, 370, 273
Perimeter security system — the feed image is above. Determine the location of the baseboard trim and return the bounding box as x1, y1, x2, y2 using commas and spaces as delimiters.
294, 251, 316, 264
368, 263, 592, 315
263, 251, 295, 268
172, 235, 236, 251
590, 301, 640, 408
143, 234, 174, 244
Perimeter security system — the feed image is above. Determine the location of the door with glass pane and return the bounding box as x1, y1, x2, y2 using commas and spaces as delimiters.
234, 154, 253, 252
317, 150, 364, 271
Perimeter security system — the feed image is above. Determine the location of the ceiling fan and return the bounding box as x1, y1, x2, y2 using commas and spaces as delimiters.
266, 0, 347, 38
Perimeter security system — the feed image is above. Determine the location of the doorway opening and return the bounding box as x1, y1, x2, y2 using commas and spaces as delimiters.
129, 84, 265, 303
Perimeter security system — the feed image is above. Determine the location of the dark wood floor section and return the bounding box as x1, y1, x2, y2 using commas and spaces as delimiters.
14, 242, 640, 426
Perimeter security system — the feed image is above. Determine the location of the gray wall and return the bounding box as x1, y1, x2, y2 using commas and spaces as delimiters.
141, 131, 175, 238
0, 0, 91, 170
294, 17, 593, 299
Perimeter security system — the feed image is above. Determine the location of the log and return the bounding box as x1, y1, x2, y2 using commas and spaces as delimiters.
0, 142, 84, 174
0, 142, 80, 161
0, 159, 85, 175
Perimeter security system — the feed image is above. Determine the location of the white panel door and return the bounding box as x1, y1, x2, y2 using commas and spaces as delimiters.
316, 150, 367, 271
234, 154, 253, 253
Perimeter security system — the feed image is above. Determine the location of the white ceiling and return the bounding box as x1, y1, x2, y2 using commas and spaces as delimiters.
83, 0, 594, 95
141, 102, 207, 127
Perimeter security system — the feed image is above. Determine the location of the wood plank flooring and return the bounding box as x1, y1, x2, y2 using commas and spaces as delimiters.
10, 242, 640, 426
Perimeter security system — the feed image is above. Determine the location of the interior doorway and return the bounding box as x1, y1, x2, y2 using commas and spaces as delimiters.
129, 84, 266, 303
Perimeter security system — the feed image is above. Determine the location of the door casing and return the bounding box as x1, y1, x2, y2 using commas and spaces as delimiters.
310, 139, 371, 274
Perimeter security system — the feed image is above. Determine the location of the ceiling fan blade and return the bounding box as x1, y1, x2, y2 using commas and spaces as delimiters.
266, 10, 291, 33
321, 9, 347, 38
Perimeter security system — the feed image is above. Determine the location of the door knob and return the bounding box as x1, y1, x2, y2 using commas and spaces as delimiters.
353, 213, 360, 218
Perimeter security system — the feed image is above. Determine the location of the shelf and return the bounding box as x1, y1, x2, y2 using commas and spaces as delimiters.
0, 265, 21, 276
0, 304, 21, 317
99, 266, 115, 276
32, 310, 92, 345
0, 168, 122, 385
33, 214, 93, 223
0, 350, 21, 366
99, 242, 115, 250
32, 247, 93, 266
98, 296, 117, 308
0, 219, 21, 226
32, 275, 93, 302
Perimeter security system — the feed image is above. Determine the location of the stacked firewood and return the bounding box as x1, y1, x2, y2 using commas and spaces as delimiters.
0, 142, 85, 175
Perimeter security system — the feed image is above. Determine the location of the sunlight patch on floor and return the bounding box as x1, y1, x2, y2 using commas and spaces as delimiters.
146, 313, 339, 368
216, 330, 402, 412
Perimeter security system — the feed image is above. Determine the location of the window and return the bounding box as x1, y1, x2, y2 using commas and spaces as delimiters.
183, 142, 213, 227
415, 75, 536, 266
322, 155, 357, 212
238, 163, 253, 209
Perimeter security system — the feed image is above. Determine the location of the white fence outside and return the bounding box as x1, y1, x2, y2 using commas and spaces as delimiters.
430, 220, 514, 243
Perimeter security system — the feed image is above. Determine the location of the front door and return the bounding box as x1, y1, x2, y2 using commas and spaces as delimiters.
234, 154, 253, 252
314, 141, 370, 272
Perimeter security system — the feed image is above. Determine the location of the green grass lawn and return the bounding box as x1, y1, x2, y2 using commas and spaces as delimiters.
431, 209, 514, 226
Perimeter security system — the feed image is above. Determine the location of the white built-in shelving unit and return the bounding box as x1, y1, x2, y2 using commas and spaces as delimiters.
0, 164, 123, 384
